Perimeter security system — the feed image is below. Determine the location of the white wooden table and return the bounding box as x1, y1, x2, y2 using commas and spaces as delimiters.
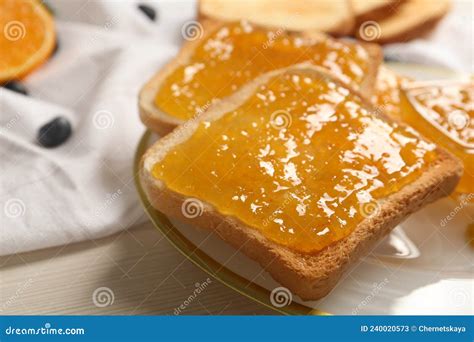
0, 218, 275, 315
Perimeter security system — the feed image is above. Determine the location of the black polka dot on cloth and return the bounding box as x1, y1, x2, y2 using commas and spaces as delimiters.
38, 116, 72, 148
2, 81, 28, 96
138, 4, 157, 21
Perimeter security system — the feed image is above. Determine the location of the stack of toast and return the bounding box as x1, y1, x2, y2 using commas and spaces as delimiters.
138, 13, 467, 300
199, 0, 452, 44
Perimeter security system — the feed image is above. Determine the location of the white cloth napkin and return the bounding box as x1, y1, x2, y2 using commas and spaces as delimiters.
0, 0, 195, 256
0, 0, 471, 256
383, 0, 473, 72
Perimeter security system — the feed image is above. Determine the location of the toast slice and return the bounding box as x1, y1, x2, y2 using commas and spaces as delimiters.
140, 65, 462, 300
372, 65, 411, 119
400, 80, 473, 195
198, 0, 354, 36
352, 0, 405, 23
139, 20, 382, 136
356, 0, 451, 44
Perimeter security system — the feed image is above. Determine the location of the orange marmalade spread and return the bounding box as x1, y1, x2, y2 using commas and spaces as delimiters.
152, 70, 437, 253
155, 21, 373, 120
372, 66, 410, 119
401, 81, 473, 195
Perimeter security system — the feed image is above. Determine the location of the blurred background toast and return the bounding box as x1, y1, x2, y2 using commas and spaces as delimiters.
355, 0, 452, 43
352, 0, 405, 23
198, 0, 452, 44
198, 0, 354, 36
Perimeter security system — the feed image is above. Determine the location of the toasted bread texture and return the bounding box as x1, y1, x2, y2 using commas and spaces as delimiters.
198, 0, 354, 36
352, 0, 405, 23
140, 65, 462, 300
139, 21, 382, 136
356, 0, 451, 44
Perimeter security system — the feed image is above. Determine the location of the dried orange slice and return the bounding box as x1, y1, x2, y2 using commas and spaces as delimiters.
0, 0, 55, 82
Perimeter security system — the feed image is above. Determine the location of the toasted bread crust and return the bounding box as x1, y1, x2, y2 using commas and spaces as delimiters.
140, 65, 462, 300
198, 0, 355, 36
139, 21, 382, 136
377, 13, 448, 45
356, 0, 451, 44
139, 20, 223, 137
352, 0, 406, 24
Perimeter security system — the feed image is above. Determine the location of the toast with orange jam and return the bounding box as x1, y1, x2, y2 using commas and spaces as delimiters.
372, 65, 411, 119
400, 80, 473, 196
139, 21, 382, 136
140, 65, 462, 300
373, 68, 472, 197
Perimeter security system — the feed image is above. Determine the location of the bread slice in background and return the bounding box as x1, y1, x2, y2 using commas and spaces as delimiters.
140, 64, 462, 300
356, 0, 451, 44
352, 0, 405, 23
139, 21, 382, 136
198, 0, 354, 36
198, 0, 451, 44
